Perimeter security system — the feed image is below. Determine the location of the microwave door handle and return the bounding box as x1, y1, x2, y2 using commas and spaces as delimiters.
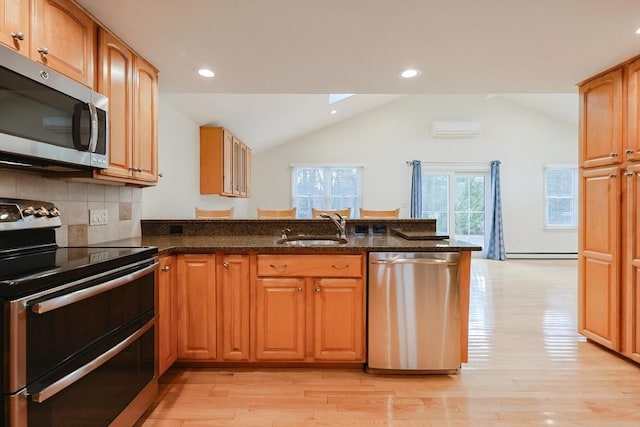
87, 102, 99, 153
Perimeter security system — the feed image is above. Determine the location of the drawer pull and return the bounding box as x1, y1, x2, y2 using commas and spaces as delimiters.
331, 264, 350, 270
315, 286, 321, 293
297, 287, 303, 293
269, 264, 288, 272
161, 265, 170, 272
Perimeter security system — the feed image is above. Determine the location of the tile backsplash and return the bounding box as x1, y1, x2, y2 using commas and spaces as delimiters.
0, 169, 143, 246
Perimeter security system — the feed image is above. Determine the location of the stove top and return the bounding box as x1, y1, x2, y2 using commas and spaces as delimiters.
0, 245, 158, 298
0, 198, 157, 298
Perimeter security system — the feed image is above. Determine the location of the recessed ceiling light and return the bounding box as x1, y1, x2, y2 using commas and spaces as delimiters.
399, 68, 422, 79
330, 110, 337, 115
197, 68, 215, 78
636, 27, 640, 35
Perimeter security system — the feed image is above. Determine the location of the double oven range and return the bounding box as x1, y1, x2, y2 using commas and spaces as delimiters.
0, 198, 158, 426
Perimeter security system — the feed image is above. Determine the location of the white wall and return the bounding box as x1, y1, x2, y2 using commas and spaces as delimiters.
145, 94, 577, 254
250, 95, 578, 254
143, 98, 249, 218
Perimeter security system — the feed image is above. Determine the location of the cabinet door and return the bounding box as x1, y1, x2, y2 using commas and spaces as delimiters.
158, 255, 178, 376
97, 29, 133, 180
219, 255, 250, 361
232, 136, 241, 196
624, 163, 640, 363
132, 56, 158, 183
245, 146, 252, 197
626, 58, 640, 163
177, 254, 217, 360
222, 130, 233, 195
313, 278, 364, 361
579, 166, 621, 349
0, 0, 29, 54
32, 0, 95, 87
255, 277, 305, 360
579, 68, 623, 168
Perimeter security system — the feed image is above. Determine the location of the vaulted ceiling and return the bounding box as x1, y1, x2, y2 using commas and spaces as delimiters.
77, 0, 639, 151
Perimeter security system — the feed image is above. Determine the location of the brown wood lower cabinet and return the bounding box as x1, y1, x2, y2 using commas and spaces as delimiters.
177, 254, 217, 360
313, 278, 363, 361
157, 254, 177, 376
219, 254, 250, 361
255, 277, 306, 360
166, 252, 365, 366
255, 254, 365, 363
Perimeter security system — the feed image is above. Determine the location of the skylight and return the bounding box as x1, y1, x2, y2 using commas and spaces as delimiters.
328, 94, 354, 104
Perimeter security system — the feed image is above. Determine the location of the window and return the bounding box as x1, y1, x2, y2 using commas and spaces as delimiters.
291, 166, 362, 218
544, 165, 578, 228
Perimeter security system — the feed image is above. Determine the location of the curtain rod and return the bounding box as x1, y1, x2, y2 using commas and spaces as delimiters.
406, 161, 491, 165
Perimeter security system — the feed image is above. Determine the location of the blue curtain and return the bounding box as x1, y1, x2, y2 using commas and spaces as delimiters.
410, 160, 422, 218
485, 160, 506, 260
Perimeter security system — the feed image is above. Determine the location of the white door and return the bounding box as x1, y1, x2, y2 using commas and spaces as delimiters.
422, 165, 490, 248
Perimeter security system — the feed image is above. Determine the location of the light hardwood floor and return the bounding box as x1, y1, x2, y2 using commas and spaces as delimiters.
137, 259, 640, 426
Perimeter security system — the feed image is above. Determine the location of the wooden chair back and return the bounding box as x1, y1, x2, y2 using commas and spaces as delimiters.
359, 208, 400, 219
311, 207, 351, 218
195, 207, 235, 219
257, 207, 297, 219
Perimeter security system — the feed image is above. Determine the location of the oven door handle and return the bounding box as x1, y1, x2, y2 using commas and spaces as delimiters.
30, 317, 154, 403
30, 261, 158, 314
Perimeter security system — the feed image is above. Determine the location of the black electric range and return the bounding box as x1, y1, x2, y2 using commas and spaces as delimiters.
0, 198, 157, 298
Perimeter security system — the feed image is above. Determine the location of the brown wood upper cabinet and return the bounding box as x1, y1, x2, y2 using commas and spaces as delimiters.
1, 0, 95, 87
33, 0, 95, 87
200, 126, 252, 197
626, 58, 640, 163
0, 0, 30, 54
579, 68, 623, 168
96, 28, 158, 186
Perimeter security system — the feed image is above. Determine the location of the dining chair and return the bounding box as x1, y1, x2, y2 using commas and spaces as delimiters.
257, 207, 297, 218
359, 208, 400, 218
195, 207, 235, 218
311, 207, 351, 218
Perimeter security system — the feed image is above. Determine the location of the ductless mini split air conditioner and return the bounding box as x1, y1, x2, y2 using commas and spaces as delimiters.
430, 120, 481, 138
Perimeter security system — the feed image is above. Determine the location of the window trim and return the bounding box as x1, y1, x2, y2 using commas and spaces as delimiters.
543, 164, 578, 229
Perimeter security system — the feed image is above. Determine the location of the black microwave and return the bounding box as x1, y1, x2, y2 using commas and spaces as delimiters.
0, 45, 108, 171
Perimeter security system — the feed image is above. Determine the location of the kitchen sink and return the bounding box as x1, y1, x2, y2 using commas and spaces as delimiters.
277, 236, 348, 246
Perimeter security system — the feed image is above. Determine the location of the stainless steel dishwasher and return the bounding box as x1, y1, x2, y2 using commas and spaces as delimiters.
367, 252, 461, 373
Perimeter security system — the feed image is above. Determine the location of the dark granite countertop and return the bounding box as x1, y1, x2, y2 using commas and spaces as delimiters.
92, 219, 481, 254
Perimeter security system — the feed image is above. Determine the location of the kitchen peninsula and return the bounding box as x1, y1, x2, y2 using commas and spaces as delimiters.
131, 218, 480, 375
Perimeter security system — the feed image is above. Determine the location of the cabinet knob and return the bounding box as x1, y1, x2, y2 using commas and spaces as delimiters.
297, 287, 303, 293
610, 152, 618, 158
11, 32, 24, 41
315, 286, 321, 293
223, 262, 229, 268
626, 148, 635, 155
37, 47, 49, 56
609, 173, 617, 178
625, 171, 634, 177
161, 265, 170, 272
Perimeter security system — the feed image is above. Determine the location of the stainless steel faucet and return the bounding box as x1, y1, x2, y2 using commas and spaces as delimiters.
320, 213, 347, 239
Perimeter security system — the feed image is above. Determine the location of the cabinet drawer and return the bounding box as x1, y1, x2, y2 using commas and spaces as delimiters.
257, 255, 362, 278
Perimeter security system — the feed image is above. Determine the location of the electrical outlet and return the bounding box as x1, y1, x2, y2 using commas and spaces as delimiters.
89, 209, 108, 226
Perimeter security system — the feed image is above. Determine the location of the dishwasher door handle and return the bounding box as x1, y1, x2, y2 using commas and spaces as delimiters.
371, 258, 458, 266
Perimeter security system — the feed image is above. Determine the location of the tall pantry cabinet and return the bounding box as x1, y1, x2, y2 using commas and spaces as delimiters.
578, 56, 640, 363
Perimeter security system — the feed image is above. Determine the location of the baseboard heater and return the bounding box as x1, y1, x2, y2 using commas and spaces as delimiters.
506, 252, 578, 259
